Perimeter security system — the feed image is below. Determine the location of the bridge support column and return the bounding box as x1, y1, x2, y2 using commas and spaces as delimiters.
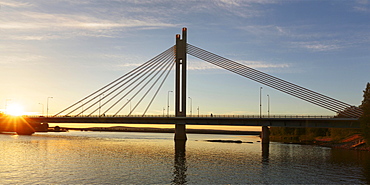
175, 124, 187, 141
174, 28, 187, 141
261, 126, 270, 144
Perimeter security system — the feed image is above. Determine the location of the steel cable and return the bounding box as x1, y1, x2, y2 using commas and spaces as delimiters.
188, 45, 360, 117
112, 50, 175, 116
187, 44, 362, 117
73, 47, 174, 116
92, 47, 175, 116
188, 46, 347, 113
56, 46, 174, 116
124, 54, 175, 116
142, 61, 175, 116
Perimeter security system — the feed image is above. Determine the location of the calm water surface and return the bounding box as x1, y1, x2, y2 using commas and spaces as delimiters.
0, 131, 369, 184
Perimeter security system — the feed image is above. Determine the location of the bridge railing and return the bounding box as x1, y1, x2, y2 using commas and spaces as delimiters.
24, 114, 335, 119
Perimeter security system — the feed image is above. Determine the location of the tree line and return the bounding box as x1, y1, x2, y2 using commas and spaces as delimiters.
270, 82, 370, 142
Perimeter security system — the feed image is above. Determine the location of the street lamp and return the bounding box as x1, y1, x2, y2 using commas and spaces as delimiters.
47, 97, 53, 117
167, 91, 173, 117
259, 87, 262, 118
267, 94, 270, 117
188, 97, 192, 116
39, 103, 44, 116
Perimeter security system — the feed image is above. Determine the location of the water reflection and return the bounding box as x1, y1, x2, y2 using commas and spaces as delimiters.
173, 140, 187, 185
365, 157, 370, 183
1, 132, 368, 184
262, 143, 269, 163
330, 149, 370, 184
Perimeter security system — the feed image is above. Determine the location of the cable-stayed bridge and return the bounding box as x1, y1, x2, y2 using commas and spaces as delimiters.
1, 28, 362, 138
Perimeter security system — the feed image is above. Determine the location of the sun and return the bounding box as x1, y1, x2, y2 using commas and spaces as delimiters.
6, 104, 25, 116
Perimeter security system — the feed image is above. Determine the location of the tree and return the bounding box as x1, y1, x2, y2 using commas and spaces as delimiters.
360, 82, 370, 142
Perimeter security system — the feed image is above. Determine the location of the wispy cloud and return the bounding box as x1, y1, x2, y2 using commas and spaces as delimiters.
0, 0, 33, 7
0, 0, 279, 41
292, 41, 342, 52
239, 23, 370, 52
353, 0, 370, 12
1, 17, 176, 40
0, 1, 177, 40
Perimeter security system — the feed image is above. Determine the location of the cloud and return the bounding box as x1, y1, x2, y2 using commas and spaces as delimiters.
0, 0, 33, 7
292, 41, 341, 52
213, 0, 277, 18
0, 0, 280, 41
353, 0, 370, 12
1, 10, 175, 30
0, 2, 177, 40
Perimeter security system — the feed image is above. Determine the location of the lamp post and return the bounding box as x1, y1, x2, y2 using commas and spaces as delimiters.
267, 94, 270, 117
188, 97, 192, 116
167, 90, 173, 117
47, 97, 53, 117
259, 87, 262, 118
39, 103, 44, 116
197, 106, 199, 117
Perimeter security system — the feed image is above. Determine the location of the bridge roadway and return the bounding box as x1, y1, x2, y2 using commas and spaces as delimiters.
24, 115, 360, 129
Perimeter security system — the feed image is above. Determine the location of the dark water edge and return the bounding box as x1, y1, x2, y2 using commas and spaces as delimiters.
57, 126, 261, 135
270, 135, 370, 152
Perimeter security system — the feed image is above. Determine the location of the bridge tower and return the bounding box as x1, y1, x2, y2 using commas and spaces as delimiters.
174, 28, 187, 140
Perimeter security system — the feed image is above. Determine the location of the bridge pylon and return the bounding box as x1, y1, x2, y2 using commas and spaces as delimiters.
174, 28, 187, 140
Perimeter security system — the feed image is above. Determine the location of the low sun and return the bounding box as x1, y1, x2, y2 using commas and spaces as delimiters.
7, 104, 25, 116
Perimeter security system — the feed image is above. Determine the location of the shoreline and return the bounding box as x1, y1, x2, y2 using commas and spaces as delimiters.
271, 134, 370, 152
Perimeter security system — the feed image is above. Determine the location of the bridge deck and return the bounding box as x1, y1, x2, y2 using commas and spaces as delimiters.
19, 115, 360, 129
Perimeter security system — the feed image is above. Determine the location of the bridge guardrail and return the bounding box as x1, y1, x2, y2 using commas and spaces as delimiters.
23, 114, 336, 119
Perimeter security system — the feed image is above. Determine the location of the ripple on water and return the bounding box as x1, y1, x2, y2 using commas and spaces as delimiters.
0, 132, 368, 184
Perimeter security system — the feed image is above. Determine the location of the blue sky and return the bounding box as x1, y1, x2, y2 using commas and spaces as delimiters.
1, 0, 370, 116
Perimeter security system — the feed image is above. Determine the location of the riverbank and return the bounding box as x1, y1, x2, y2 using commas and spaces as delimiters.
271, 134, 370, 151
314, 134, 370, 151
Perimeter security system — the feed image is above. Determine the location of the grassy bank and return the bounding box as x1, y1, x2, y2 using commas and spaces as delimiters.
270, 127, 369, 151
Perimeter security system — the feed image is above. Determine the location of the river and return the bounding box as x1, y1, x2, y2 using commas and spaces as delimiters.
0, 131, 369, 184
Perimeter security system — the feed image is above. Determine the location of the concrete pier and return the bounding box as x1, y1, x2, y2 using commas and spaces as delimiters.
175, 124, 187, 140
261, 126, 270, 144
174, 28, 188, 141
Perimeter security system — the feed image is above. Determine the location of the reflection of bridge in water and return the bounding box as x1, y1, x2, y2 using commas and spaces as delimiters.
0, 28, 362, 141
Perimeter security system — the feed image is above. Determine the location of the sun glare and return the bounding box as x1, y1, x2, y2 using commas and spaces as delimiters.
7, 104, 25, 116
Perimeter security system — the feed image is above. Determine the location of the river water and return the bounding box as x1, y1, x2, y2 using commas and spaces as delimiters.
0, 131, 369, 184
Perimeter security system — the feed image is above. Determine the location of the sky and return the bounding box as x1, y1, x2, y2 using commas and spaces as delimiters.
1, 0, 370, 117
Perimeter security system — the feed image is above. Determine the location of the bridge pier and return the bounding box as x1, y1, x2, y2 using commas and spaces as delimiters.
175, 124, 187, 140
261, 126, 270, 144
174, 28, 188, 141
